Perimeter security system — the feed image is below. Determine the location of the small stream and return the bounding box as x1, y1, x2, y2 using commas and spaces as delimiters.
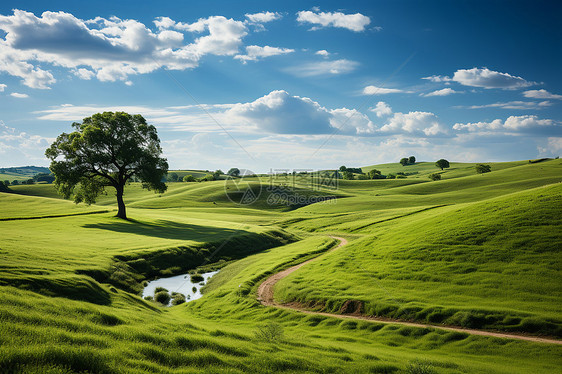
142, 270, 219, 305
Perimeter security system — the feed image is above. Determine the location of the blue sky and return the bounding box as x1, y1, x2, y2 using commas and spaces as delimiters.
0, 0, 560, 172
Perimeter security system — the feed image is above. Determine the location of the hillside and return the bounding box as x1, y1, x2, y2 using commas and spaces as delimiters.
0, 159, 561, 373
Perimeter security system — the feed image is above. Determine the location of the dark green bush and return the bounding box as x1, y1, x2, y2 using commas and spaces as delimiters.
154, 291, 171, 305
191, 274, 204, 283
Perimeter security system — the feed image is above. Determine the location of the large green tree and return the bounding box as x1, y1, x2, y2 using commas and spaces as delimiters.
45, 112, 168, 219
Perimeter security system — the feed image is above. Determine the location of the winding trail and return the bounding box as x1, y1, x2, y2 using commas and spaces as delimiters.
257, 236, 562, 346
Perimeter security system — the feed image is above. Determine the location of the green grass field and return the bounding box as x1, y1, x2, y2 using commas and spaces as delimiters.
1, 159, 561, 372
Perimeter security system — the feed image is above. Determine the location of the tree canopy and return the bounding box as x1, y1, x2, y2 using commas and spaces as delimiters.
45, 112, 168, 219
476, 164, 492, 174
227, 168, 240, 177
435, 159, 450, 170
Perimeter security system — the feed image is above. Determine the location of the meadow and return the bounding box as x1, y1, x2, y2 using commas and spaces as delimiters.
0, 159, 561, 373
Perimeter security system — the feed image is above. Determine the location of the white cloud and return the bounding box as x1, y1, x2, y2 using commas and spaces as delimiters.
453, 115, 558, 133
0, 10, 253, 88
287, 59, 359, 77
421, 75, 452, 83
363, 85, 408, 95
296, 10, 371, 32
234, 45, 294, 63
315, 49, 330, 57
10, 92, 28, 98
452, 67, 534, 89
0, 120, 53, 166
523, 89, 562, 100
226, 90, 334, 134
329, 108, 375, 134
465, 101, 552, 110
538, 137, 562, 156
422, 88, 459, 97
245, 11, 282, 24
379, 111, 448, 136
371, 101, 392, 117
73, 68, 95, 80
0, 83, 6, 91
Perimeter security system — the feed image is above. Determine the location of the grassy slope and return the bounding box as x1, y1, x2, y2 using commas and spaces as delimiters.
275, 163, 562, 336
1, 160, 561, 372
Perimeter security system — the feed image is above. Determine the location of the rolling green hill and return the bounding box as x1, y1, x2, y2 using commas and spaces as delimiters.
1, 159, 561, 373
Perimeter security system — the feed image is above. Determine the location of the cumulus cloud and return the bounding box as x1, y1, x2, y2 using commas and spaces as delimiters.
315, 49, 329, 57
296, 10, 371, 32
287, 59, 359, 76
379, 111, 448, 136
523, 89, 562, 100
0, 10, 253, 88
452, 67, 534, 89
453, 115, 559, 133
0, 83, 6, 91
245, 11, 282, 24
421, 88, 459, 97
538, 137, 562, 156
226, 90, 334, 134
10, 92, 28, 98
234, 45, 294, 63
371, 101, 392, 117
363, 85, 408, 95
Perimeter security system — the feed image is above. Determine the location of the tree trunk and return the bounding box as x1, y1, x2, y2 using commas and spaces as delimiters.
116, 185, 127, 219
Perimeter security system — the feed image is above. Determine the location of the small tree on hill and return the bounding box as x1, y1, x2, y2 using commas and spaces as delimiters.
429, 173, 441, 181
400, 158, 409, 166
168, 172, 179, 182
45, 111, 168, 220
0, 180, 9, 192
367, 169, 382, 179
183, 174, 196, 182
435, 159, 450, 170
227, 168, 240, 177
339, 166, 347, 172
475, 164, 491, 174
3, 180, 10, 186
408, 156, 416, 165
343, 170, 354, 180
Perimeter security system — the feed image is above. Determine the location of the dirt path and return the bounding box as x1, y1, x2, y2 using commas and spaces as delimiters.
257, 236, 562, 346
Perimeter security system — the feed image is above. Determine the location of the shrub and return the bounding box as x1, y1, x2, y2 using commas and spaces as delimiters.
429, 173, 441, 181
154, 291, 171, 305
154, 287, 168, 293
475, 164, 491, 174
191, 274, 204, 283
183, 174, 196, 182
144, 296, 153, 301
172, 293, 186, 305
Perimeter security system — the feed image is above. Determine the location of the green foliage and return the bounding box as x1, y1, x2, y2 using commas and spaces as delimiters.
339, 165, 347, 171
183, 174, 196, 182
400, 158, 409, 166
168, 172, 179, 182
0, 180, 9, 192
227, 168, 240, 177
435, 159, 450, 170
476, 164, 492, 174
408, 156, 416, 165
428, 173, 441, 181
154, 290, 171, 304
171, 293, 186, 305
343, 170, 354, 180
45, 111, 168, 219
191, 274, 204, 283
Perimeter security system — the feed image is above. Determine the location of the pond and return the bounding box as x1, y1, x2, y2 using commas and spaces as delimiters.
142, 270, 219, 305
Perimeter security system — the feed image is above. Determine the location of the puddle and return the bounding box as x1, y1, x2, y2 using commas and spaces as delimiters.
142, 270, 219, 305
